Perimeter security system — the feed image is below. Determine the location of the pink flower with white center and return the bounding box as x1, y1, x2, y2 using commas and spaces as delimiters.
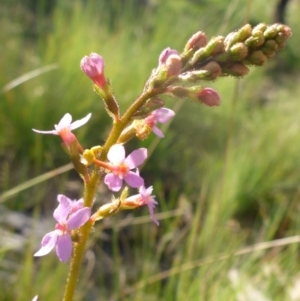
124, 186, 159, 225
144, 108, 175, 138
80, 53, 107, 88
32, 113, 91, 146
104, 144, 147, 192
34, 196, 91, 262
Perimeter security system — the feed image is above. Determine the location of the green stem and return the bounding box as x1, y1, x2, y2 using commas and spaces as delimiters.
62, 172, 100, 301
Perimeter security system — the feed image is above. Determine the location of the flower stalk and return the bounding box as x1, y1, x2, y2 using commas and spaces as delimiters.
32, 22, 291, 301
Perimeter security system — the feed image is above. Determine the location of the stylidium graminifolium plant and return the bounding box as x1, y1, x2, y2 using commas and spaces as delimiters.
32, 23, 291, 301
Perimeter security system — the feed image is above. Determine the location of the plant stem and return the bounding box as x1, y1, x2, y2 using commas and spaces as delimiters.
62, 172, 100, 301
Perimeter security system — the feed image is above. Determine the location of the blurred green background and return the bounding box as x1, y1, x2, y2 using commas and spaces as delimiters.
1, 0, 300, 300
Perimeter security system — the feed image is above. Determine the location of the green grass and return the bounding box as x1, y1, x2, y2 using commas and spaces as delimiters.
1, 0, 300, 300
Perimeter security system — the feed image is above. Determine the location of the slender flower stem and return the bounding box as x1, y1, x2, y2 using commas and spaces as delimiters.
62, 172, 100, 301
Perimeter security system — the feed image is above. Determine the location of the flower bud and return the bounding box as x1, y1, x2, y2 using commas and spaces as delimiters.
184, 31, 207, 51
245, 30, 265, 48
201, 61, 223, 79
246, 50, 268, 66
167, 86, 192, 98
156, 47, 182, 79
159, 47, 180, 65
261, 40, 279, 57
253, 23, 267, 33
92, 198, 121, 221
275, 25, 292, 44
229, 42, 249, 60
196, 87, 221, 106
206, 36, 225, 55
224, 24, 252, 51
165, 54, 182, 77
263, 24, 278, 39
80, 53, 107, 88
222, 63, 249, 77
179, 62, 222, 82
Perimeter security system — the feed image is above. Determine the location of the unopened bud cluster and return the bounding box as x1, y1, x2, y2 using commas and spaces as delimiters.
182, 23, 291, 79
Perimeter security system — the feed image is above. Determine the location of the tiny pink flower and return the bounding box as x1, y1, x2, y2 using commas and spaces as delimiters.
34, 196, 91, 262
159, 48, 180, 65
80, 53, 107, 88
125, 186, 159, 225
158, 47, 182, 77
144, 108, 175, 138
197, 87, 221, 107
32, 113, 91, 146
104, 144, 147, 192
57, 194, 84, 214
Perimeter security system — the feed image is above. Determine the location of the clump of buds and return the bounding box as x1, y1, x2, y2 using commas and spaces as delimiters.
181, 23, 291, 78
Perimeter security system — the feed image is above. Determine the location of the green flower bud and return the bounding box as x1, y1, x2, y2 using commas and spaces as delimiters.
261, 40, 279, 57
263, 24, 278, 39
253, 23, 267, 33
229, 42, 248, 60
246, 50, 268, 66
190, 47, 209, 66
245, 30, 265, 48
224, 24, 252, 51
206, 36, 225, 56
222, 63, 249, 77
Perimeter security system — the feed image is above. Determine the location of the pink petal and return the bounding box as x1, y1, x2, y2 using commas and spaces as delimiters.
104, 173, 123, 191
107, 144, 126, 164
140, 186, 153, 196
124, 171, 144, 188
57, 194, 70, 203
147, 203, 159, 226
53, 197, 71, 222
34, 231, 58, 257
152, 126, 164, 138
67, 207, 91, 230
153, 108, 175, 123
125, 148, 147, 169
32, 129, 58, 135
57, 113, 72, 129
159, 48, 180, 65
56, 234, 72, 262
70, 113, 91, 130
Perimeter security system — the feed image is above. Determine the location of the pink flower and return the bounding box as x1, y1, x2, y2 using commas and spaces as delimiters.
80, 53, 107, 88
125, 186, 159, 225
57, 194, 84, 214
159, 48, 180, 65
34, 196, 91, 262
32, 113, 91, 146
197, 88, 221, 106
158, 47, 182, 77
144, 108, 175, 138
104, 144, 147, 192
